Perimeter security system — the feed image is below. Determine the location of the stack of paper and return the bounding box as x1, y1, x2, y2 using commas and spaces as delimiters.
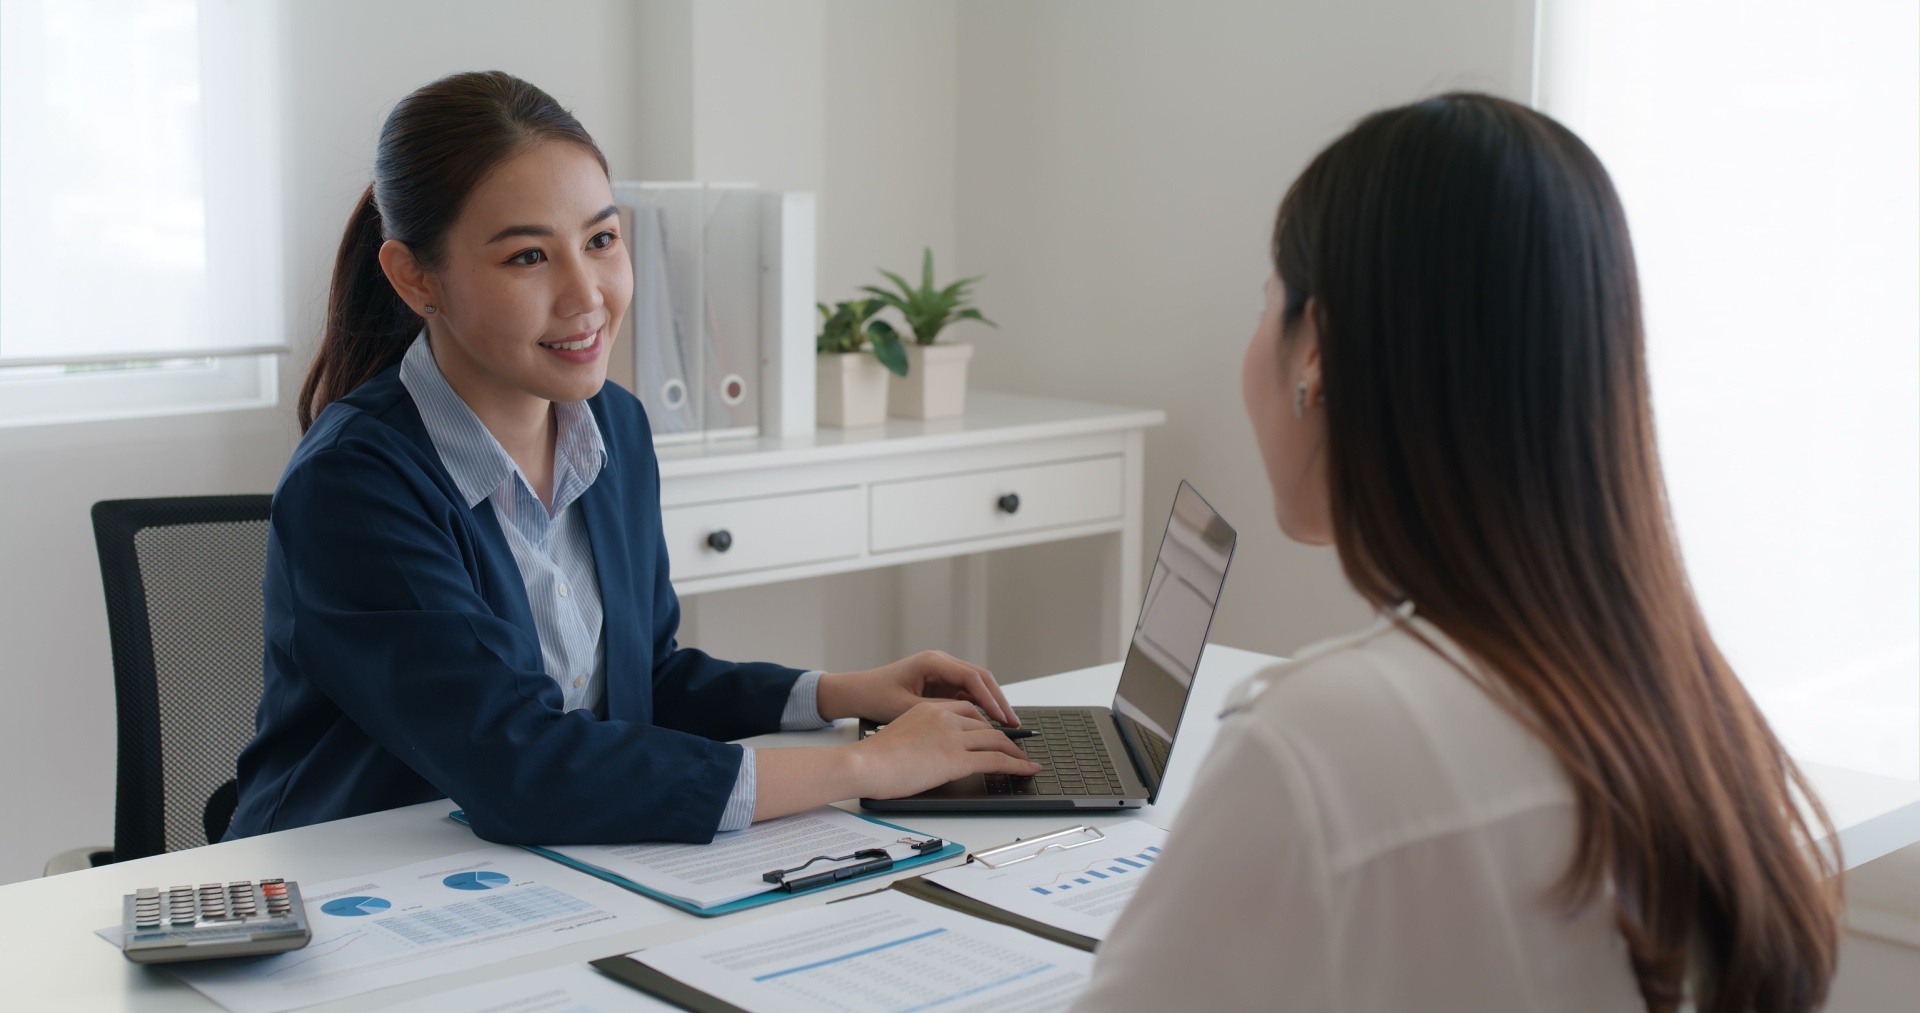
608, 891, 1096, 1012
924, 820, 1169, 941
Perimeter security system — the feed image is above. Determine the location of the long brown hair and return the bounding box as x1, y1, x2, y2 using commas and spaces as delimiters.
1272, 93, 1839, 1011
298, 71, 607, 431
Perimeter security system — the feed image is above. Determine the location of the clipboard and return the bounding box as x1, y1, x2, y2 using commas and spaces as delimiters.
586, 824, 1107, 1012
446, 809, 965, 918
888, 824, 1104, 953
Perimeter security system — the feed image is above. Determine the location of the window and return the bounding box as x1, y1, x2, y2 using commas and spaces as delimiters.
0, 0, 284, 426
1538, 0, 1920, 778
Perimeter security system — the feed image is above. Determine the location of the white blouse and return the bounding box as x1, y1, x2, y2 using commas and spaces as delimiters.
1073, 609, 1643, 1011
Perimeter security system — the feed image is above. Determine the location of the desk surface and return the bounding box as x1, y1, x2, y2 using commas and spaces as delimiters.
5, 645, 1917, 1010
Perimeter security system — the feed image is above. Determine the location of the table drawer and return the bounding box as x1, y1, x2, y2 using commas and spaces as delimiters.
870, 456, 1124, 553
663, 487, 863, 581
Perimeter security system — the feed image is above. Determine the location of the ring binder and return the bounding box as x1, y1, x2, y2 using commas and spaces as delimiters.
970, 825, 1106, 869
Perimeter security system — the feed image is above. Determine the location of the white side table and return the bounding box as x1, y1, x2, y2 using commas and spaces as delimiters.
656, 391, 1165, 659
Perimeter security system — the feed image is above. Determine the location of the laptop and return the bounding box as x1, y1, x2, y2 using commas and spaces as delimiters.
860, 480, 1236, 811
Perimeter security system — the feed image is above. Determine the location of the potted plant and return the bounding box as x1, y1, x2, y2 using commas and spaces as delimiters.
863, 248, 996, 419
815, 297, 907, 428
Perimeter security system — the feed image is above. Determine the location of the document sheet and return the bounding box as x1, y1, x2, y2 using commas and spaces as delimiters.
632, 890, 1095, 1012
543, 807, 938, 909
97, 849, 670, 1013
379, 963, 673, 1012
925, 820, 1168, 940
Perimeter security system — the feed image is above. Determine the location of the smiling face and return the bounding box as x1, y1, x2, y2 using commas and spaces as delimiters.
382, 140, 632, 428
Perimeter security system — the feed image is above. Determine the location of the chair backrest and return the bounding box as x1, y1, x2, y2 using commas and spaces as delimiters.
93, 495, 271, 861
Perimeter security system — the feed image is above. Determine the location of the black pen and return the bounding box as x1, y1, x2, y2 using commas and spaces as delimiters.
777, 853, 895, 893
1001, 728, 1041, 741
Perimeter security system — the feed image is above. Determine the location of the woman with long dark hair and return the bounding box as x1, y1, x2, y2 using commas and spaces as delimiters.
1074, 94, 1839, 1011
227, 71, 1038, 844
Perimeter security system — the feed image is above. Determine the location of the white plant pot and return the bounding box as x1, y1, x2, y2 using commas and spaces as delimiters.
816, 353, 892, 428
889, 342, 974, 419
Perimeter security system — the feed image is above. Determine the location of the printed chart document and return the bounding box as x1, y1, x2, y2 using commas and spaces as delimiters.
924, 820, 1167, 940
542, 807, 940, 910
379, 963, 673, 1012
628, 890, 1094, 1012
102, 849, 671, 1013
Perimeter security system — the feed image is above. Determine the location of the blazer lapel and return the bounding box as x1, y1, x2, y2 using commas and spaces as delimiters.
580, 473, 647, 723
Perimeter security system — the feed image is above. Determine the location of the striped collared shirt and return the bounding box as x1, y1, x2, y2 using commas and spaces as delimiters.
399, 334, 824, 831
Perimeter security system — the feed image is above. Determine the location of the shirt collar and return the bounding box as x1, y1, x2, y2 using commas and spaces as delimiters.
398, 332, 607, 512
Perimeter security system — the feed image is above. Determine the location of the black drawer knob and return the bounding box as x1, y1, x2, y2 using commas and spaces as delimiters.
707, 530, 733, 553
997, 493, 1021, 515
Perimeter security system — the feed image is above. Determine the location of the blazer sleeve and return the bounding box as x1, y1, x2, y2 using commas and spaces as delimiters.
643, 460, 810, 741
277, 437, 744, 846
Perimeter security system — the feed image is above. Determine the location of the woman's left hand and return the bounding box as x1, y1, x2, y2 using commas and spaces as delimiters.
818, 650, 1019, 727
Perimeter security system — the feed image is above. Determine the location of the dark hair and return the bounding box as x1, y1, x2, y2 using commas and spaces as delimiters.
298, 71, 608, 431
1272, 93, 1838, 1012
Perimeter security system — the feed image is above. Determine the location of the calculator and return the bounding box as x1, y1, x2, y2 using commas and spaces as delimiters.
121, 878, 311, 964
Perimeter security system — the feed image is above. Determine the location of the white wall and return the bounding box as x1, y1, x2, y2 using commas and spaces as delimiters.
954, 0, 1532, 666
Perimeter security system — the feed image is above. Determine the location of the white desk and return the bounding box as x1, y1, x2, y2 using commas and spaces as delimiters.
659, 391, 1165, 659
6, 645, 1917, 1010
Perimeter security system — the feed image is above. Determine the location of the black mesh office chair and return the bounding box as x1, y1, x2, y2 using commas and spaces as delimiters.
43, 496, 272, 874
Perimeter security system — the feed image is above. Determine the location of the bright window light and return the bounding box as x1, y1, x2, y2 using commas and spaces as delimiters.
1539, 0, 1920, 778
0, 0, 283, 424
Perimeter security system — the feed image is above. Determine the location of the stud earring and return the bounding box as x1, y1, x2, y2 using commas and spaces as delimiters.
1293, 381, 1309, 418
423, 304, 437, 315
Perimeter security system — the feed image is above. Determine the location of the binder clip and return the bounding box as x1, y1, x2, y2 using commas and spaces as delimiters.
969, 825, 1107, 869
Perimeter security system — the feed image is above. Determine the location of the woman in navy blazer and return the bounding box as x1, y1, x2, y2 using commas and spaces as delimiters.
227, 71, 1039, 845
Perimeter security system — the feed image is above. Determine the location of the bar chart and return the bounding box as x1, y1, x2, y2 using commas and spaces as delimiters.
1030, 845, 1161, 896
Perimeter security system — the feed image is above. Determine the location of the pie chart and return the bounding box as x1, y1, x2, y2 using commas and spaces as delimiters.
442, 870, 511, 891
321, 895, 391, 917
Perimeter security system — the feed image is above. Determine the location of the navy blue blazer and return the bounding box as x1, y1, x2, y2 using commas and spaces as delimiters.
226, 366, 805, 845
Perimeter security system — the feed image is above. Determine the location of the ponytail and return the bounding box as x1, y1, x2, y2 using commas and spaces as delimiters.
297, 184, 419, 431
295, 71, 609, 432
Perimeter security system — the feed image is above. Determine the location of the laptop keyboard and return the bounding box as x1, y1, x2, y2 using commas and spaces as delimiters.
983, 709, 1128, 796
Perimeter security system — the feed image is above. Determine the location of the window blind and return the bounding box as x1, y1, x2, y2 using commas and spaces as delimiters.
0, 0, 285, 367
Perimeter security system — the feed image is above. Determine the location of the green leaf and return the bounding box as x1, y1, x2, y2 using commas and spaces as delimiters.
876, 269, 916, 299
954, 307, 997, 327
921, 247, 935, 292
869, 323, 909, 376
859, 285, 904, 311
937, 276, 983, 302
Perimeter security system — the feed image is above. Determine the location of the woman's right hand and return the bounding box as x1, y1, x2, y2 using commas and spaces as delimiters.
852, 700, 1043, 798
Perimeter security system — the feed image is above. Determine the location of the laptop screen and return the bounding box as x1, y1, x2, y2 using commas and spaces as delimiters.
1111, 482, 1236, 797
